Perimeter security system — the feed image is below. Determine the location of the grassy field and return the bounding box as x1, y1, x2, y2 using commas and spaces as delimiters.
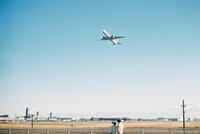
1, 121, 200, 129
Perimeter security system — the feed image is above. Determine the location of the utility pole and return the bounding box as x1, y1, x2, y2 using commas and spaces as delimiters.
31, 114, 34, 128
181, 100, 186, 134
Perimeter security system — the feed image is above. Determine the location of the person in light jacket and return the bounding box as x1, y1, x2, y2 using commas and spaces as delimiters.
110, 121, 117, 134
117, 119, 124, 134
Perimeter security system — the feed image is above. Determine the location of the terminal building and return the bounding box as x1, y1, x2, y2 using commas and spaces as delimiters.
0, 115, 14, 122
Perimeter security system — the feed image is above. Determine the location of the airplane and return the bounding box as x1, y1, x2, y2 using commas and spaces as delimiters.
101, 29, 126, 45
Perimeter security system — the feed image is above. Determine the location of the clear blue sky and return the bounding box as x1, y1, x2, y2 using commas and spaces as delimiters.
1, 0, 200, 118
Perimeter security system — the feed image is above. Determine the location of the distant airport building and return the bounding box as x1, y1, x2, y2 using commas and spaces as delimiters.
156, 118, 169, 121
187, 117, 194, 121
47, 112, 60, 122
35, 111, 39, 120
50, 112, 52, 119
0, 115, 14, 121
193, 118, 200, 121
0, 115, 10, 121
25, 107, 30, 118
89, 117, 129, 122
60, 118, 72, 122
168, 118, 178, 121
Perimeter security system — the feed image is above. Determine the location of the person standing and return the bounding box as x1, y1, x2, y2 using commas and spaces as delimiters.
110, 121, 117, 134
117, 119, 124, 134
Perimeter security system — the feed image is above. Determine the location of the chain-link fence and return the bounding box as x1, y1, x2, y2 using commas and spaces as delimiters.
1, 128, 200, 134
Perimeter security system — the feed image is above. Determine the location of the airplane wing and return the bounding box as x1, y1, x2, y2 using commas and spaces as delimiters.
102, 30, 111, 38
113, 36, 126, 39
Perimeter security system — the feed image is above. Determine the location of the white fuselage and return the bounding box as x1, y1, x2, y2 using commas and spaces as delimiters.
102, 30, 118, 45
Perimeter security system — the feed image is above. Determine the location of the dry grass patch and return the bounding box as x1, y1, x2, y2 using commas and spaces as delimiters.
1, 121, 200, 128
